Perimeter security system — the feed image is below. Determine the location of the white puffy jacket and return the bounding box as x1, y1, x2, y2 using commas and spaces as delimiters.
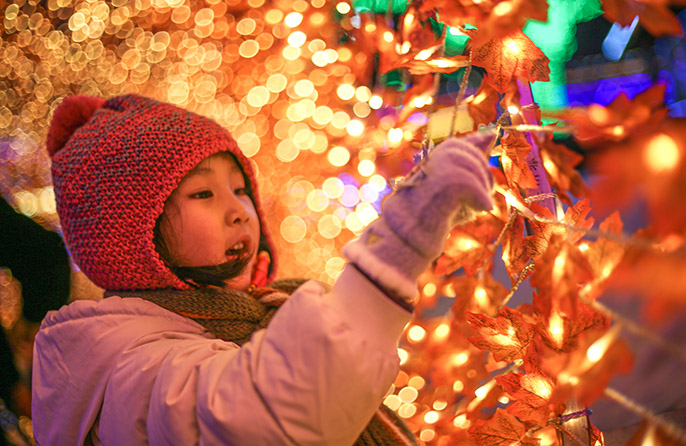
32, 265, 411, 445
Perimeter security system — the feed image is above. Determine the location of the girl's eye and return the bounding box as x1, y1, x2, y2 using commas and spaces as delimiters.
234, 187, 248, 196
190, 190, 213, 199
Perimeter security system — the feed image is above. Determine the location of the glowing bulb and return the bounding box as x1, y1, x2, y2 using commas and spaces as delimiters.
578, 242, 589, 252
507, 105, 520, 114
369, 95, 383, 109
434, 322, 450, 340
415, 48, 434, 60
506, 40, 519, 53
327, 146, 350, 167
586, 325, 621, 363
433, 400, 448, 410
397, 348, 409, 365
452, 352, 469, 366
383, 31, 394, 43
474, 381, 494, 399
454, 414, 469, 428
337, 84, 355, 100
549, 311, 564, 347
335, 2, 351, 14
398, 386, 419, 403
408, 325, 426, 342
284, 12, 303, 27
424, 411, 439, 424
408, 376, 425, 389
453, 380, 464, 392
474, 286, 489, 307
347, 119, 364, 137
423, 282, 437, 297
388, 128, 403, 144
644, 133, 681, 173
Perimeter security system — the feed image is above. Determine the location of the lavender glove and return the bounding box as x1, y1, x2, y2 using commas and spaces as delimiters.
343, 130, 495, 303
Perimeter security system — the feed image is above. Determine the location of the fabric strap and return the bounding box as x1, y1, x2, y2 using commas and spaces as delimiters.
113, 281, 418, 445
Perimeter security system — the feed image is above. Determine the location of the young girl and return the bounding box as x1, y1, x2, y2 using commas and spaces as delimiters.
32, 94, 494, 445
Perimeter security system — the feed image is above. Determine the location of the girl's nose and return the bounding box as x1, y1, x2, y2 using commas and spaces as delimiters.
224, 193, 250, 225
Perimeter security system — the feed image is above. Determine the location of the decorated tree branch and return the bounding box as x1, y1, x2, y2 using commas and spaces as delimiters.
1, 0, 686, 444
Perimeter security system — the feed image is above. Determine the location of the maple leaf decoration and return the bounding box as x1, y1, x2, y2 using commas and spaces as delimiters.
450, 273, 509, 319
467, 306, 535, 363
582, 212, 625, 293
496, 372, 558, 425
469, 408, 540, 446
472, 30, 550, 94
537, 132, 589, 205
602, 0, 684, 37
467, 81, 499, 129
549, 83, 668, 147
534, 294, 610, 352
436, 212, 504, 277
542, 327, 634, 407
498, 131, 538, 189
530, 233, 595, 317
422, 0, 548, 45
588, 116, 686, 236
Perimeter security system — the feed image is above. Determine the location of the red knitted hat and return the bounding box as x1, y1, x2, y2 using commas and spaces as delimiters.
47, 94, 277, 290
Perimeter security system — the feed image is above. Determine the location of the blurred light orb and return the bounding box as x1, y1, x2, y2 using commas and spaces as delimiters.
346, 119, 364, 137
322, 177, 345, 198
284, 12, 303, 27
357, 159, 375, 177
337, 84, 355, 101
336, 2, 351, 14
327, 146, 350, 166
369, 95, 383, 109
280, 215, 307, 243
287, 31, 307, 48
644, 133, 681, 173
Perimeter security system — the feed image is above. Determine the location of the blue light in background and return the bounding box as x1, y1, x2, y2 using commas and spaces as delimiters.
601, 16, 639, 61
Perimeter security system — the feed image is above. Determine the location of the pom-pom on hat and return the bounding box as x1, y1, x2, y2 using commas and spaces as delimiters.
48, 94, 276, 290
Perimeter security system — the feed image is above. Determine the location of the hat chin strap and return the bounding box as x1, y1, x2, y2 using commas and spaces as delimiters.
248, 251, 271, 291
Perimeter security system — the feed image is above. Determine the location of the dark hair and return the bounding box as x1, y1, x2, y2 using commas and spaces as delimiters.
152, 152, 270, 288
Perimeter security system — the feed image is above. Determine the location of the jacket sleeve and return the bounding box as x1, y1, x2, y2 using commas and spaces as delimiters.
103, 264, 412, 446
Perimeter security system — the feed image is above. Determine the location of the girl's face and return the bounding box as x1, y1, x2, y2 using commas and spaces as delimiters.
159, 153, 261, 291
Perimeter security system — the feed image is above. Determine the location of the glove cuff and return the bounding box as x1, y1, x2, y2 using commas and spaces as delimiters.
342, 237, 422, 302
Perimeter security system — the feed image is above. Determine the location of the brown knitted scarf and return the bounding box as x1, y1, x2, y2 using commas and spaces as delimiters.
114, 280, 418, 446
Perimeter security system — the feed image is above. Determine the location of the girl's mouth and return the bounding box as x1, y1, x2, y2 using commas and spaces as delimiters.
225, 239, 250, 260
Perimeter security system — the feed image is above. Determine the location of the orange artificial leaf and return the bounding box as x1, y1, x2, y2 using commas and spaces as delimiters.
500, 81, 523, 112
499, 132, 538, 189
609, 239, 686, 322
538, 133, 589, 205
587, 117, 686, 235
496, 372, 557, 425
542, 326, 634, 407
590, 422, 605, 446
534, 294, 610, 352
602, 0, 683, 37
548, 83, 668, 147
526, 199, 595, 259
530, 234, 595, 317
424, 0, 548, 45
397, 55, 471, 75
501, 213, 531, 281
469, 408, 541, 446
436, 212, 504, 276
450, 273, 509, 319
472, 30, 550, 94
626, 420, 682, 446
467, 306, 535, 363
467, 81, 499, 129
581, 211, 625, 289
